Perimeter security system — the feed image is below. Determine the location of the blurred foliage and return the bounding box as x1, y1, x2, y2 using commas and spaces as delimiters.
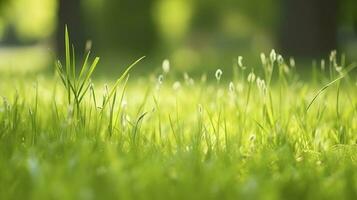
0, 45, 51, 73
0, 0, 56, 42
0, 0, 355, 72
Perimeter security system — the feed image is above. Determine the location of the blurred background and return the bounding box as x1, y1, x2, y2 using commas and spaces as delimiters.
0, 0, 356, 75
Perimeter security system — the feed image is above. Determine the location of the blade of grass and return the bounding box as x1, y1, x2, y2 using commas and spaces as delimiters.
103, 56, 145, 108
306, 63, 356, 112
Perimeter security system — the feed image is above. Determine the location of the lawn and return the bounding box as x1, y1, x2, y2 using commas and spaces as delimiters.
0, 31, 356, 199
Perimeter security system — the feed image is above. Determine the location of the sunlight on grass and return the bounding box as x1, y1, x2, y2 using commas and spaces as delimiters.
0, 30, 356, 199
0, 45, 51, 74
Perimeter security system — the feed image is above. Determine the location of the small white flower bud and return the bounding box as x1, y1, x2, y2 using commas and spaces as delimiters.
162, 59, 170, 73
321, 59, 325, 71
215, 69, 223, 81
172, 81, 181, 91
158, 74, 164, 85
238, 56, 245, 69
247, 72, 256, 83
238, 56, 243, 67
277, 54, 284, 64
260, 53, 266, 65
329, 50, 337, 62
229, 81, 235, 92
289, 57, 295, 68
270, 49, 276, 62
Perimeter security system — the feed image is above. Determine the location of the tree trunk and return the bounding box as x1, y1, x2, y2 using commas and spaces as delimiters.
278, 0, 338, 58
56, 0, 86, 58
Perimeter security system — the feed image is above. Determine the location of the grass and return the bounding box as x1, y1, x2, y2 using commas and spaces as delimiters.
0, 29, 357, 200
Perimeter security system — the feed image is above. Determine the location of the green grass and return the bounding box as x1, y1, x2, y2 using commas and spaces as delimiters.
0, 30, 357, 200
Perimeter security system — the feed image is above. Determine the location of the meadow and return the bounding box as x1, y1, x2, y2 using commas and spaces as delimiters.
0, 29, 356, 199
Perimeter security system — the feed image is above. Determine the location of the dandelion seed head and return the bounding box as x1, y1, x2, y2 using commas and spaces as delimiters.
162, 59, 170, 73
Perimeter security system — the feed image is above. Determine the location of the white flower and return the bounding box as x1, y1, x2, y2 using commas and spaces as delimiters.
277, 54, 284, 65
256, 77, 267, 95
229, 81, 235, 92
158, 74, 164, 85
201, 74, 207, 83
321, 59, 325, 70
85, 40, 92, 52
260, 53, 266, 65
247, 72, 256, 83
238, 56, 243, 67
270, 49, 276, 63
183, 72, 190, 85
215, 69, 223, 81
162, 59, 170, 73
238, 56, 245, 70
329, 50, 337, 62
172, 81, 181, 91
188, 78, 195, 85
289, 57, 295, 68
184, 72, 189, 81
335, 65, 342, 73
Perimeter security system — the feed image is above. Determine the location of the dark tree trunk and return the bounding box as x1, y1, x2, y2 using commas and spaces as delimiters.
56, 0, 86, 58
278, 0, 338, 58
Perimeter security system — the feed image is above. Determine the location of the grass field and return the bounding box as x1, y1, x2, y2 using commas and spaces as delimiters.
0, 30, 357, 200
